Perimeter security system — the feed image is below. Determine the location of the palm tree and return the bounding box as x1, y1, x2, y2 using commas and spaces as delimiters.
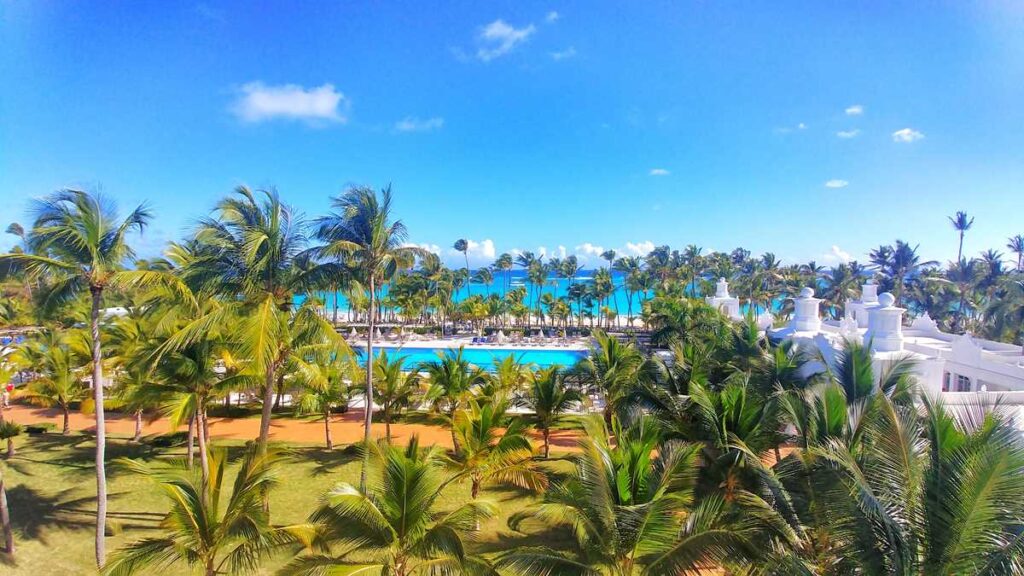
454, 238, 470, 297
293, 349, 359, 450
15, 330, 89, 435
0, 189, 157, 567
494, 252, 514, 295
369, 349, 420, 442
103, 445, 286, 576
310, 185, 424, 488
570, 330, 645, 424
282, 437, 497, 576
449, 395, 547, 499
500, 416, 771, 575
1006, 234, 1024, 271
0, 421, 20, 459
180, 187, 307, 448
423, 347, 484, 454
949, 210, 974, 262
523, 366, 583, 457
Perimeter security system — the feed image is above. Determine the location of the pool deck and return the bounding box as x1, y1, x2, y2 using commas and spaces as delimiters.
345, 335, 590, 351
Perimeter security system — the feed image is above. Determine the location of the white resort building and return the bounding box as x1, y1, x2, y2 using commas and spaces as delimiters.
712, 279, 1024, 397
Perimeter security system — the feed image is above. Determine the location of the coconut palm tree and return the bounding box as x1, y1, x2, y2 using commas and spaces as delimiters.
454, 238, 470, 297
423, 347, 485, 454
523, 366, 583, 457
369, 349, 420, 442
570, 330, 645, 424
0, 189, 164, 567
103, 445, 287, 576
1006, 234, 1024, 271
449, 395, 547, 499
949, 210, 974, 262
179, 187, 307, 448
15, 330, 89, 435
499, 416, 775, 575
310, 185, 424, 488
282, 437, 497, 576
0, 421, 20, 459
494, 252, 514, 295
293, 349, 359, 450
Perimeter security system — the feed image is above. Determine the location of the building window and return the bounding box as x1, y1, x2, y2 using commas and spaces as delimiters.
956, 374, 971, 392
942, 372, 950, 392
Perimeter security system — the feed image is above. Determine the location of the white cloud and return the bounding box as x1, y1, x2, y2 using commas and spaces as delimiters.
649, 168, 670, 176
477, 20, 536, 61
545, 11, 560, 23
624, 241, 655, 256
825, 179, 849, 189
845, 104, 864, 116
550, 46, 576, 60
575, 242, 605, 260
775, 122, 807, 134
394, 116, 444, 133
836, 129, 860, 139
892, 128, 924, 143
231, 82, 348, 124
797, 122, 807, 130
822, 245, 853, 265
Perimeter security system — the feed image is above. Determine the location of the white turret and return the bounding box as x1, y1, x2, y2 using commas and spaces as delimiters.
705, 278, 741, 320
790, 287, 822, 332
864, 292, 905, 352
846, 279, 880, 328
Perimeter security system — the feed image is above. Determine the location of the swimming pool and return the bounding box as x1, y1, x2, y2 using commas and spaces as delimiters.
354, 346, 586, 371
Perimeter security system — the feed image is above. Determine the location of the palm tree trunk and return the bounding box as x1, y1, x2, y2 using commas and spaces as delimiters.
324, 409, 333, 450
258, 362, 277, 447
187, 415, 195, 468
543, 428, 550, 458
196, 408, 210, 500
385, 410, 392, 443
62, 406, 70, 435
332, 283, 339, 325
0, 475, 12, 555
957, 232, 964, 263
90, 288, 108, 568
360, 274, 377, 492
133, 410, 143, 442
5, 439, 13, 459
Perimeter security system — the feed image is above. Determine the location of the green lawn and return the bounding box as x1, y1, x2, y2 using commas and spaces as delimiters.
1, 431, 574, 575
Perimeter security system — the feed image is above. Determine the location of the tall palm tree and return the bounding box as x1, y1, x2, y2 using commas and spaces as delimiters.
494, 252, 514, 295
282, 437, 497, 576
180, 187, 307, 448
0, 190, 158, 567
949, 210, 974, 262
523, 366, 583, 457
310, 185, 424, 488
454, 238, 470, 298
1006, 234, 1024, 271
103, 445, 287, 576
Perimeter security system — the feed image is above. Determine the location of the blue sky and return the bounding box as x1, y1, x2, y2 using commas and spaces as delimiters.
2, 1, 1023, 268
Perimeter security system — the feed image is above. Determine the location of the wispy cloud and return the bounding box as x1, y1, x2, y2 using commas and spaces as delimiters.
394, 116, 444, 133
545, 11, 560, 23
845, 104, 864, 116
550, 46, 576, 61
649, 168, 670, 176
825, 179, 849, 189
477, 20, 536, 61
231, 82, 348, 125
775, 122, 807, 134
892, 128, 924, 143
836, 129, 860, 139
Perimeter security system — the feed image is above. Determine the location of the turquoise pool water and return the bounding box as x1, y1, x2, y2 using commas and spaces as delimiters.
355, 346, 586, 371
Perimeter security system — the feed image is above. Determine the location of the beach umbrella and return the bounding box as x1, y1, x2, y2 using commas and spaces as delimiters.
375, 327, 382, 339
349, 328, 358, 338
497, 330, 506, 343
